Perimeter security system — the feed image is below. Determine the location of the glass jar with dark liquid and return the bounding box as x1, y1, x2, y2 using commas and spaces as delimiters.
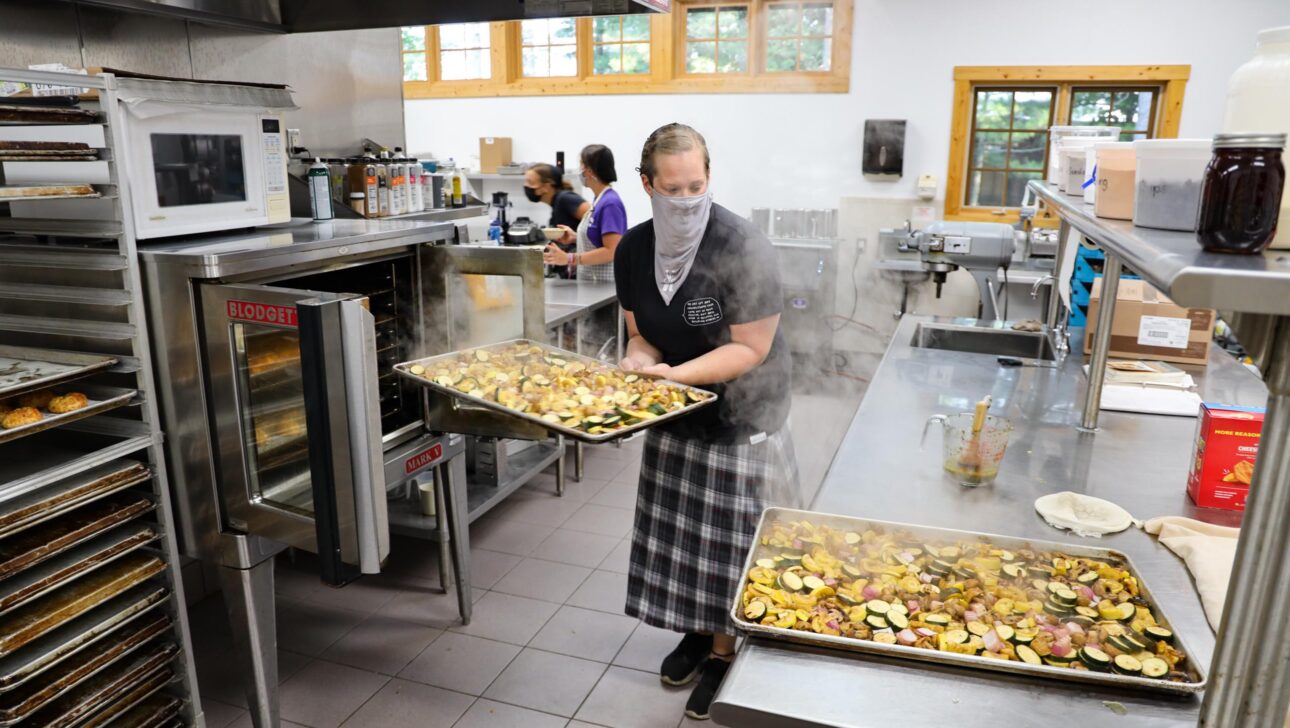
1196, 133, 1286, 254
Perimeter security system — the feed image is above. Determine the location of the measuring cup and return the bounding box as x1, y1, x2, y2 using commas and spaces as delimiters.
920, 413, 1014, 486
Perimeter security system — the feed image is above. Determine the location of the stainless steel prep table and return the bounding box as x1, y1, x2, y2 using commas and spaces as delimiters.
713, 313, 1265, 728
543, 278, 622, 356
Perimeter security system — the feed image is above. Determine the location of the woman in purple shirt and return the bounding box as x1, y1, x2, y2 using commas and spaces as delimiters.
543, 144, 627, 282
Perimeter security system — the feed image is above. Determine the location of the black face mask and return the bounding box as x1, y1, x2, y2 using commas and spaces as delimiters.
524, 186, 541, 203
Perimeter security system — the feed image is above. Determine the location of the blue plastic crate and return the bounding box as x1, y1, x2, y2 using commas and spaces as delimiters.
1069, 306, 1087, 327
1071, 278, 1091, 307
1074, 256, 1098, 284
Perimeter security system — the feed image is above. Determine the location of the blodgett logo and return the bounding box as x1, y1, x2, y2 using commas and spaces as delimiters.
405, 443, 443, 474
227, 300, 297, 327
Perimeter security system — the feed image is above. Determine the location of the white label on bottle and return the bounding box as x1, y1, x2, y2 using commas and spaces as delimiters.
1137, 315, 1190, 349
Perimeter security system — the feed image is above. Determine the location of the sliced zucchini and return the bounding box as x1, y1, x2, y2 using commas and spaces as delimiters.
754, 558, 777, 569
1068, 616, 1096, 628
648, 403, 668, 416
1031, 579, 1051, 592
1111, 602, 1137, 622
685, 389, 705, 403
998, 550, 1017, 562
888, 602, 909, 616
624, 374, 639, 383
938, 546, 961, 559
888, 611, 909, 630
1074, 606, 1099, 619
924, 613, 951, 627
1077, 571, 1099, 584
1043, 654, 1075, 667
1107, 635, 1136, 653
1079, 647, 1112, 670
1112, 654, 1143, 675
1016, 645, 1042, 665
1052, 588, 1078, 607
744, 601, 768, 621
779, 551, 804, 567
865, 614, 889, 630
872, 629, 897, 645
841, 563, 862, 578
865, 599, 890, 615
943, 629, 969, 645
1002, 563, 1027, 579
777, 571, 804, 592
1043, 599, 1073, 617
1046, 581, 1066, 595
966, 622, 990, 637
993, 625, 1015, 642
1144, 626, 1174, 644
1011, 628, 1038, 645
1141, 657, 1170, 678
801, 575, 827, 591
837, 591, 861, 607
1028, 564, 1055, 577
843, 532, 862, 545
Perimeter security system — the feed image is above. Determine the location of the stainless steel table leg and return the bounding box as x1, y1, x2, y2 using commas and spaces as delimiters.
441, 454, 473, 625
433, 467, 451, 594
574, 441, 584, 482
617, 304, 625, 364
217, 561, 278, 728
1201, 318, 1290, 727
1079, 251, 1121, 432
555, 436, 566, 496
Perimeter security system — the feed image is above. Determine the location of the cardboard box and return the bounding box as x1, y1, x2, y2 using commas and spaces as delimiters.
479, 137, 512, 174
1084, 278, 1215, 366
1187, 403, 1264, 511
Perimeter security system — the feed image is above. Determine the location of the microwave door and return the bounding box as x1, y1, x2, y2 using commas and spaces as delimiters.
199, 283, 387, 586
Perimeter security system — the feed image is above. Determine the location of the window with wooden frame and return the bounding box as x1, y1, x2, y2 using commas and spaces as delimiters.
401, 1, 851, 99
944, 66, 1190, 223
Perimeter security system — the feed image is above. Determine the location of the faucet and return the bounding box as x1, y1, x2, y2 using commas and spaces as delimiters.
1030, 275, 1070, 357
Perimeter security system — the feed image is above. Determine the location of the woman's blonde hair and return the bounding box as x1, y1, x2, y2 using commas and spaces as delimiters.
638, 123, 709, 184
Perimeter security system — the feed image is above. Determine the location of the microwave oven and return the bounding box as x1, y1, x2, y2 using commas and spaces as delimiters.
119, 81, 293, 239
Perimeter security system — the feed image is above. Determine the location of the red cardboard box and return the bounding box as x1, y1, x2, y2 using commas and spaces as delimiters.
1187, 403, 1264, 511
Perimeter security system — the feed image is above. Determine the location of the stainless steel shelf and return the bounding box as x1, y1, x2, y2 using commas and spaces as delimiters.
0, 314, 135, 341
0, 246, 127, 271
0, 283, 132, 307
378, 205, 489, 223
1029, 180, 1290, 314
0, 220, 124, 239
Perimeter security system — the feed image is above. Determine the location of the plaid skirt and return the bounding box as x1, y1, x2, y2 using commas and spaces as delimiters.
626, 425, 801, 634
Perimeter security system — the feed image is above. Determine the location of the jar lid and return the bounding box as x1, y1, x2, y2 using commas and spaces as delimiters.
1213, 132, 1287, 149
350, 192, 365, 198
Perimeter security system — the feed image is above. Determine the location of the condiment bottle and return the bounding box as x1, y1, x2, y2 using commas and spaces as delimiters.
307, 158, 334, 222
349, 192, 365, 215
1197, 133, 1286, 254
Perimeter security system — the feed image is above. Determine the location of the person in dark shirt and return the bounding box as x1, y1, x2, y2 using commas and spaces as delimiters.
614, 123, 800, 721
524, 163, 588, 278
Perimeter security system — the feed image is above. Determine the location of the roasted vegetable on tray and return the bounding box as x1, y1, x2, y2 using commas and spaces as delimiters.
737, 518, 1191, 683
403, 342, 712, 435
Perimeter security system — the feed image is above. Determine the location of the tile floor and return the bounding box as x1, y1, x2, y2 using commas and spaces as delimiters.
190, 383, 867, 728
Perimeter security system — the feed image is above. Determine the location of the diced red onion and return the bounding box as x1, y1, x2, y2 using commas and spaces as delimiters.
970, 602, 986, 612
825, 578, 838, 587
1039, 624, 1057, 633
916, 627, 937, 638
983, 630, 1005, 653
862, 585, 879, 600
919, 573, 934, 584
826, 620, 840, 630
899, 551, 915, 563
1050, 643, 1071, 657
964, 610, 980, 622
792, 539, 803, 549
1054, 627, 1070, 641
930, 600, 944, 610
897, 629, 918, 645
1065, 622, 1085, 636
1078, 586, 1096, 600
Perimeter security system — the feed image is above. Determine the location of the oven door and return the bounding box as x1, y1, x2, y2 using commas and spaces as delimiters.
200, 283, 387, 585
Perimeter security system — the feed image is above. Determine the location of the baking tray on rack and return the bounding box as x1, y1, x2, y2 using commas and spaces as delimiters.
0, 461, 149, 541
0, 494, 155, 580
0, 524, 158, 616
732, 507, 1206, 695
0, 385, 137, 446
0, 347, 117, 401
98, 692, 181, 728
395, 339, 717, 444
27, 642, 176, 728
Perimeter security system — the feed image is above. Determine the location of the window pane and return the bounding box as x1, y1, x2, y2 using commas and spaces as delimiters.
688, 8, 717, 39
1112, 91, 1153, 132
622, 43, 650, 74
800, 38, 829, 71
402, 52, 427, 81
551, 45, 577, 76
687, 41, 717, 73
551, 17, 576, 42
594, 44, 621, 74
401, 26, 425, 51
439, 25, 465, 50
622, 14, 651, 41
717, 7, 748, 38
1010, 132, 1047, 170
1013, 91, 1053, 129
766, 39, 798, 71
1070, 91, 1112, 124
594, 16, 620, 42
717, 40, 748, 73
522, 46, 548, 76
462, 23, 488, 48
440, 50, 466, 79
467, 49, 490, 79
1006, 172, 1042, 207
972, 131, 1009, 168
802, 4, 832, 35
974, 90, 1013, 130
969, 171, 1006, 207
768, 5, 801, 36
521, 19, 545, 45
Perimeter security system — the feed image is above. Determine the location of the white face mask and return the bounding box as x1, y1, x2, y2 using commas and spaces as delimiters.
651, 190, 712, 305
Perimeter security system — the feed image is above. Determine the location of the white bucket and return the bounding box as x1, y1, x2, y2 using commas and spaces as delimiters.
1047, 125, 1121, 184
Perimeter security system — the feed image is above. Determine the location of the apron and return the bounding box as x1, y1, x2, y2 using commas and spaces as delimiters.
576, 189, 614, 283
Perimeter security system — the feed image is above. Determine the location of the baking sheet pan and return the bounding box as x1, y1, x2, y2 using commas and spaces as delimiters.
0, 386, 138, 447
0, 461, 148, 540
0, 495, 154, 580
84, 692, 179, 728
28, 642, 175, 728
0, 347, 117, 401
0, 524, 158, 616
0, 106, 99, 125
0, 184, 100, 202
0, 586, 167, 692
731, 507, 1206, 695
395, 338, 717, 444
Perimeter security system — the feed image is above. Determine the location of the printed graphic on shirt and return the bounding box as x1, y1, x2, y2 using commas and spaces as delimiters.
683, 297, 723, 327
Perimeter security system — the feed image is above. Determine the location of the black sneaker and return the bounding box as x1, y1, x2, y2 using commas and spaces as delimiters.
684, 657, 731, 720
660, 633, 712, 686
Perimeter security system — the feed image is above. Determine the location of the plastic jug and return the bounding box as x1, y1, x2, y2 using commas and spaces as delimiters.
1223, 26, 1290, 248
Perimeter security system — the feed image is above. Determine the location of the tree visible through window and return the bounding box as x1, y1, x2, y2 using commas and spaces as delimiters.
521, 19, 577, 77
684, 6, 749, 74
766, 2, 832, 72
439, 23, 491, 81
593, 15, 651, 75
966, 88, 1054, 208
401, 27, 427, 81
1070, 88, 1158, 141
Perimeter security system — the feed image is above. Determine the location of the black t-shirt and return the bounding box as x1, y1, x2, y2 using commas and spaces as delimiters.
549, 189, 585, 231
615, 203, 791, 444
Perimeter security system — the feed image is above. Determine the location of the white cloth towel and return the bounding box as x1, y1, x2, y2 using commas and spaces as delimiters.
1142, 516, 1239, 632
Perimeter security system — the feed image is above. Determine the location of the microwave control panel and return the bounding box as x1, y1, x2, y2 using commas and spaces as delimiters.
260, 115, 290, 224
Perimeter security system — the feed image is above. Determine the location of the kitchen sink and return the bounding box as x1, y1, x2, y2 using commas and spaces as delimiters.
911, 322, 1057, 361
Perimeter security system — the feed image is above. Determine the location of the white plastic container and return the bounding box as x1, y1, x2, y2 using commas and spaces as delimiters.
1056, 136, 1104, 194
1093, 143, 1135, 221
1083, 146, 1099, 204
1047, 125, 1121, 184
1132, 139, 1211, 231
1223, 25, 1290, 248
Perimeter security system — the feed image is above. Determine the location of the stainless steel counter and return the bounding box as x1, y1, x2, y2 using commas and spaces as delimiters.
543, 278, 618, 314
713, 314, 1266, 728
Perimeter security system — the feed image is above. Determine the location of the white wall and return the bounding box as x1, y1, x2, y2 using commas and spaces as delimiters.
406, 0, 1290, 225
